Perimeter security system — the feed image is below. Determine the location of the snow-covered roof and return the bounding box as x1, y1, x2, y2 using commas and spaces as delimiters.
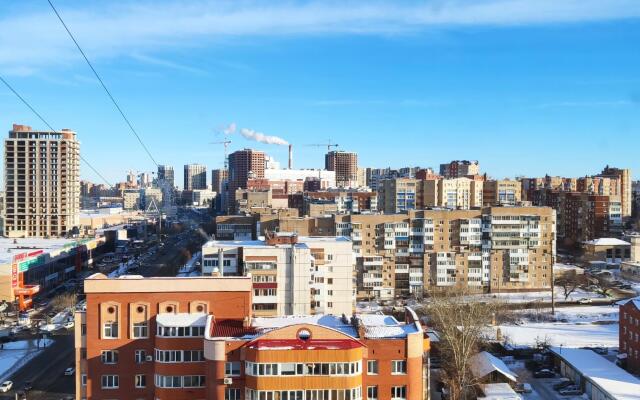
478, 383, 521, 400
616, 297, 640, 310
584, 238, 630, 246
470, 351, 518, 382
550, 347, 640, 400
156, 313, 208, 327
249, 311, 420, 339
0, 237, 77, 265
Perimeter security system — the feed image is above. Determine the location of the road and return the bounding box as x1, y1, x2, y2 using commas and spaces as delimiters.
0, 332, 74, 400
0, 211, 209, 399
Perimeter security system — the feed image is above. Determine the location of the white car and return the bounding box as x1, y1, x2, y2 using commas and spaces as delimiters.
0, 381, 13, 392
64, 367, 75, 376
578, 298, 593, 304
64, 321, 75, 329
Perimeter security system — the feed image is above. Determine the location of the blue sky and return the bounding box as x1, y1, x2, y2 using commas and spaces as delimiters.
0, 1, 639, 188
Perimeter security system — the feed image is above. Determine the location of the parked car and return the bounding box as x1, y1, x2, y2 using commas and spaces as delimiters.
514, 383, 532, 393
0, 381, 13, 392
552, 378, 573, 390
64, 367, 75, 376
558, 385, 582, 396
578, 298, 592, 304
533, 368, 555, 378
63, 321, 74, 329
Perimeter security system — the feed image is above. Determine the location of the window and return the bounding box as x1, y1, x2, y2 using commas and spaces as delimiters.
103, 322, 118, 339
81, 323, 86, 335
101, 350, 118, 364
134, 350, 146, 364
367, 386, 378, 400
226, 388, 241, 400
225, 361, 241, 376
134, 374, 146, 388
156, 325, 206, 337
367, 360, 378, 375
101, 375, 119, 389
80, 349, 87, 359
391, 386, 406, 400
81, 374, 87, 386
133, 322, 148, 338
391, 360, 406, 375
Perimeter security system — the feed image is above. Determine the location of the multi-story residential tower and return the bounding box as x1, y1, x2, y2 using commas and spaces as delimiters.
157, 165, 175, 188
201, 232, 354, 316
228, 149, 266, 211
206, 308, 428, 400
333, 206, 556, 296
619, 297, 640, 374
4, 124, 80, 237
211, 168, 228, 194
184, 164, 207, 190
422, 176, 484, 209
483, 179, 522, 206
439, 160, 479, 178
378, 178, 419, 213
325, 150, 358, 188
598, 166, 632, 218
75, 273, 252, 400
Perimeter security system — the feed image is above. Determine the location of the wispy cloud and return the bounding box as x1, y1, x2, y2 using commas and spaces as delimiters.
311, 98, 451, 107
535, 100, 635, 109
1, 0, 639, 75
131, 53, 207, 75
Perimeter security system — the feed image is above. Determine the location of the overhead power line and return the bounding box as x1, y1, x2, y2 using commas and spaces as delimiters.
47, 0, 159, 167
0, 75, 113, 187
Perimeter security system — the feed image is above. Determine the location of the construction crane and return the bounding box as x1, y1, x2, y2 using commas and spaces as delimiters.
304, 140, 339, 152
210, 139, 232, 169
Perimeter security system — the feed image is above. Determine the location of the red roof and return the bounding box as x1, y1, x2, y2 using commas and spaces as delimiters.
211, 319, 257, 338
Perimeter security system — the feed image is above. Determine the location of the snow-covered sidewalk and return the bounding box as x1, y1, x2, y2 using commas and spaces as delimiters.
0, 338, 53, 382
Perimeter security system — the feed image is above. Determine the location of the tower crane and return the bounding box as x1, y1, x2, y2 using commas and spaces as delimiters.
304, 140, 339, 152
210, 139, 232, 169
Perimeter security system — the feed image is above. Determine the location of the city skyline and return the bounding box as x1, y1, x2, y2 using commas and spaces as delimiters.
1, 1, 639, 187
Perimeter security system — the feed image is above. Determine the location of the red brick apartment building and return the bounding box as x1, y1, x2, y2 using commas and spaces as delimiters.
76, 274, 429, 400
619, 297, 640, 374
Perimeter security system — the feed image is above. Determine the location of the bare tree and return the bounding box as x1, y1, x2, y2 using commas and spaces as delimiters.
50, 292, 77, 313
555, 270, 584, 301
420, 289, 507, 400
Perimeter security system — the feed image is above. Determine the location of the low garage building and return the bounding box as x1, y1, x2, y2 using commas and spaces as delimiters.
550, 347, 640, 399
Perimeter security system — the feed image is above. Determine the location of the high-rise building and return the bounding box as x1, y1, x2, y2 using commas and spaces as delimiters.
483, 179, 522, 206
422, 176, 484, 209
74, 273, 252, 400
211, 168, 228, 193
378, 178, 419, 213
598, 166, 632, 218
228, 149, 266, 211
75, 274, 427, 400
157, 165, 175, 188
439, 160, 480, 178
184, 164, 207, 190
4, 124, 80, 237
325, 150, 358, 188
202, 232, 354, 316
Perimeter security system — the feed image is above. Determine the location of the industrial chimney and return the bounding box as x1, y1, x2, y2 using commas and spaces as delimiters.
288, 144, 293, 169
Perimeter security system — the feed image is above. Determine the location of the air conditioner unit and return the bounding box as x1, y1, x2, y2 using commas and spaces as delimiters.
223, 378, 233, 385
146, 355, 153, 362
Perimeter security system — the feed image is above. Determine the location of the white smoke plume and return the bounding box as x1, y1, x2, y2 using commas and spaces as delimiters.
223, 122, 237, 135
239, 128, 289, 146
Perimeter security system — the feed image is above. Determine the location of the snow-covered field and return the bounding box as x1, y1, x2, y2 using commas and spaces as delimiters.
489, 305, 620, 348
0, 339, 53, 381
471, 286, 607, 304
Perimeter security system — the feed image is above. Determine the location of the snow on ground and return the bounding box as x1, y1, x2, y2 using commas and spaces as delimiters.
489, 321, 618, 348
472, 287, 606, 304
0, 339, 53, 381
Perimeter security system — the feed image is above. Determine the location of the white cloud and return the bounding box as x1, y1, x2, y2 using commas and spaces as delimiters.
1, 0, 639, 75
